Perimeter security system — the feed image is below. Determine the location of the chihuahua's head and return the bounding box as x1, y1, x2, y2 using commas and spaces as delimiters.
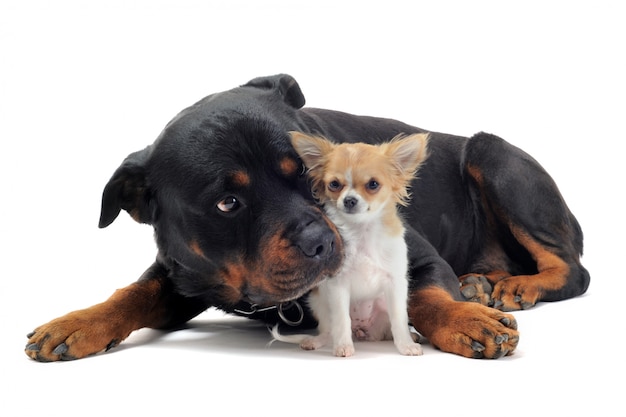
289, 132, 429, 222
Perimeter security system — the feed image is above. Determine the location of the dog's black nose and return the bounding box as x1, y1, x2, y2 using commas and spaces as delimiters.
296, 220, 336, 259
343, 196, 358, 210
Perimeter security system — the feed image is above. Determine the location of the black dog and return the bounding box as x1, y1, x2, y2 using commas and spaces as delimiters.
25, 74, 590, 361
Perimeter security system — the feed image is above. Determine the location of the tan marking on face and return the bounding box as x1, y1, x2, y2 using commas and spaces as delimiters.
218, 260, 248, 304
231, 170, 250, 187
189, 240, 205, 258
217, 208, 344, 305
218, 242, 315, 305
280, 157, 299, 177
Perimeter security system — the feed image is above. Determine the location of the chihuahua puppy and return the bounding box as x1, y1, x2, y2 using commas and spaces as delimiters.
272, 132, 429, 357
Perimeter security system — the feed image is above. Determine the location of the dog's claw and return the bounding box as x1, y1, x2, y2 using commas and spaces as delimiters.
52, 343, 68, 355
26, 331, 36, 338
471, 340, 485, 352
493, 347, 508, 359
105, 339, 119, 352
472, 350, 484, 359
461, 286, 477, 299
25, 343, 40, 352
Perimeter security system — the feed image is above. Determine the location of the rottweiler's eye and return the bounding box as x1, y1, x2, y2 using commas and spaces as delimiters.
328, 180, 343, 192
217, 196, 241, 213
366, 179, 379, 191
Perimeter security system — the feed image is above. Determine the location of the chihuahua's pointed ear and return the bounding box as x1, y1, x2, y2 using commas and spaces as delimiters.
385, 133, 430, 177
289, 131, 335, 171
99, 146, 155, 228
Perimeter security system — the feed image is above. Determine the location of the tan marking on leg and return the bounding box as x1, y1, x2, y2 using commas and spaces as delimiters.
491, 225, 570, 310
25, 278, 168, 362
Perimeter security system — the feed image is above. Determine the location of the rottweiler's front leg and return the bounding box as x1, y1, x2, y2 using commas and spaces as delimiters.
409, 285, 519, 359
25, 262, 207, 362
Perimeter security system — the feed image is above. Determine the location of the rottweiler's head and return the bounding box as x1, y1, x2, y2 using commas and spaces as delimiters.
98, 75, 343, 307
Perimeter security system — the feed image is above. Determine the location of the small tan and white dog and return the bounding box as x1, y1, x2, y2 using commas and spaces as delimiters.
271, 131, 429, 357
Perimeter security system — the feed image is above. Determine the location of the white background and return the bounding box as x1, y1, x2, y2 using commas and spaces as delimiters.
1, 1, 623, 415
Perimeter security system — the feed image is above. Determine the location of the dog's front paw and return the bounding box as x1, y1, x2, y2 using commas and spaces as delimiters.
396, 341, 423, 356
428, 302, 518, 359
333, 343, 355, 357
410, 286, 519, 359
300, 335, 326, 351
25, 309, 131, 362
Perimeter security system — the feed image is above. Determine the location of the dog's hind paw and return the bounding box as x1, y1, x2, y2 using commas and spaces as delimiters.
459, 274, 494, 306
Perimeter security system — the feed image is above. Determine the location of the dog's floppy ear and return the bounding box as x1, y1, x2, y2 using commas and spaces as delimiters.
99, 147, 155, 228
244, 74, 305, 109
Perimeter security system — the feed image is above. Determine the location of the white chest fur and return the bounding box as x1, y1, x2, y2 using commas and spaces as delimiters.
335, 217, 408, 300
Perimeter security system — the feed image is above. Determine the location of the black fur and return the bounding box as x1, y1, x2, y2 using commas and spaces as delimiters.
100, 74, 589, 323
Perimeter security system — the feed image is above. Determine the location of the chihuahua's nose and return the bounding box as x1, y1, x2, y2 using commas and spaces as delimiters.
343, 196, 358, 210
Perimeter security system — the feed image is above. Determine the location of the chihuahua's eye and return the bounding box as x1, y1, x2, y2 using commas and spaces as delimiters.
217, 196, 241, 213
366, 179, 380, 191
328, 180, 343, 192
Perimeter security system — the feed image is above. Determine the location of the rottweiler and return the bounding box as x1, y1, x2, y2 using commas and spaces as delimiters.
25, 74, 590, 361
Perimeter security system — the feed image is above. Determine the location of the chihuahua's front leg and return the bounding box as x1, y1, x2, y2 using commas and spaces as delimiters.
387, 266, 423, 356
320, 279, 355, 357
